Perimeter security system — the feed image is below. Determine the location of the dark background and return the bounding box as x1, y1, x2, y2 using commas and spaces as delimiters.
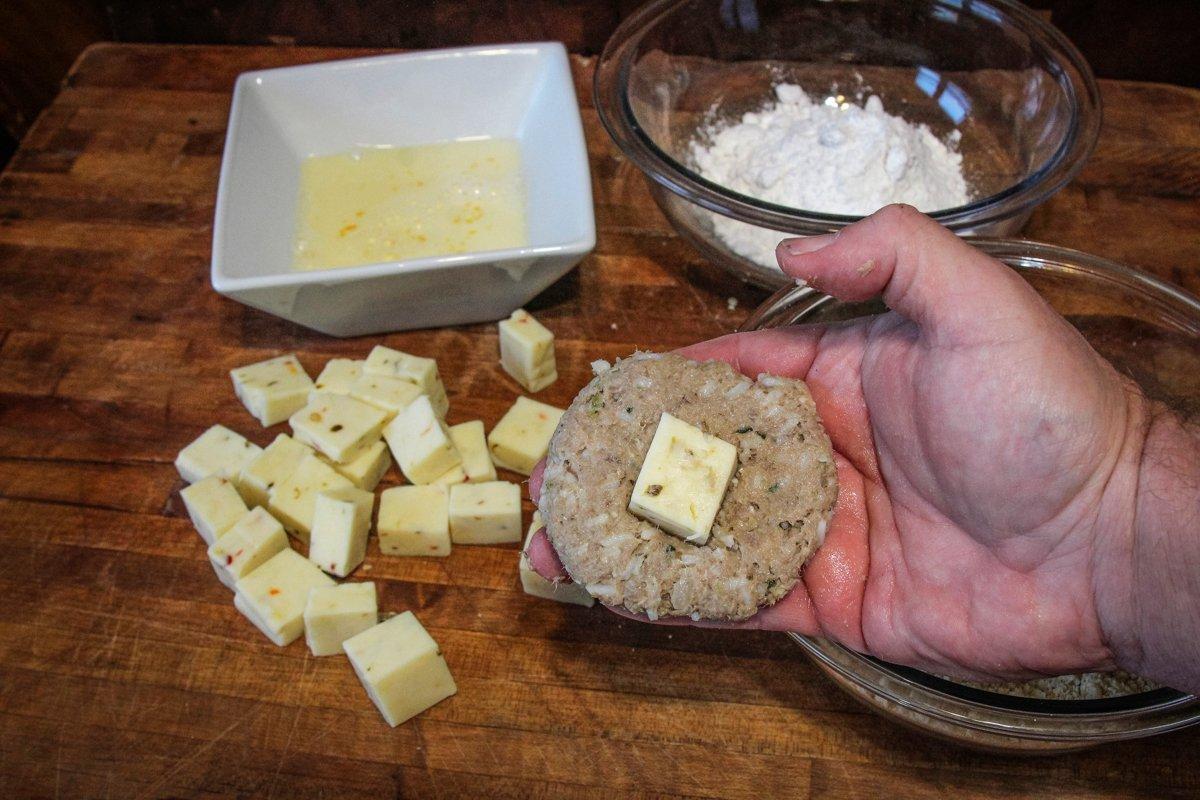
2, 0, 1198, 166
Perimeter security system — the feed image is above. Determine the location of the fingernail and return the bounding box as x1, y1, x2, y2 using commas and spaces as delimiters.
778, 233, 836, 257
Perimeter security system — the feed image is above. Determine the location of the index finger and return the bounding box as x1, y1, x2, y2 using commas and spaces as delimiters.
677, 326, 827, 380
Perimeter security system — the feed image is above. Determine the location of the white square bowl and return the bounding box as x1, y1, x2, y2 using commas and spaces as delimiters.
211, 43, 595, 337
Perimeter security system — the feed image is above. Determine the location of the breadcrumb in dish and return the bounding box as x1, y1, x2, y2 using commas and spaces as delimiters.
966, 670, 1157, 700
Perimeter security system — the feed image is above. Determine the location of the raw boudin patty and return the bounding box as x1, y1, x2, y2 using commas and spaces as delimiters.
539, 352, 837, 621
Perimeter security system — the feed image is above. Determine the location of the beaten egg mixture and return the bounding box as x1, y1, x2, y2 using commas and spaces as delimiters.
293, 139, 527, 271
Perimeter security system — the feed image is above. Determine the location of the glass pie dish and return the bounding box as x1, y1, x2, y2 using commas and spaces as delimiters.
741, 239, 1200, 752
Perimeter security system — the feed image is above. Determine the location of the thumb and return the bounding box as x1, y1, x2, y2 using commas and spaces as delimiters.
775, 204, 1041, 339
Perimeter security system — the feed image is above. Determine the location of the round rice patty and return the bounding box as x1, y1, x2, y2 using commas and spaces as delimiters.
540, 352, 837, 621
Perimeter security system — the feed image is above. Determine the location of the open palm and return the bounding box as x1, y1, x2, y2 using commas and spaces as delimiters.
529, 205, 1145, 682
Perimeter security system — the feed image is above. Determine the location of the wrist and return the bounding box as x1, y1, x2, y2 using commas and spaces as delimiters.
1094, 396, 1200, 692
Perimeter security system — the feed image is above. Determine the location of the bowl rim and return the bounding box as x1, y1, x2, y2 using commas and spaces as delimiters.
210, 42, 596, 293
741, 238, 1200, 742
595, 0, 1103, 233
793, 634, 1200, 742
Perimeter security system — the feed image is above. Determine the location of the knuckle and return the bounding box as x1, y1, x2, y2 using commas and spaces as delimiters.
875, 202, 923, 230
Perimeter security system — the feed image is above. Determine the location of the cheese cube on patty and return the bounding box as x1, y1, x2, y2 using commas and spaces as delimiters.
175, 424, 262, 484
267, 453, 355, 542
234, 548, 335, 646
448, 481, 521, 544
499, 309, 557, 392
487, 397, 564, 475
324, 439, 391, 491
238, 433, 313, 508
290, 394, 387, 464
181, 475, 249, 545
629, 412, 737, 546
207, 507, 289, 590
449, 420, 496, 483
343, 611, 457, 727
304, 582, 378, 657
231, 354, 314, 427
348, 373, 424, 421
310, 358, 362, 399
308, 486, 375, 577
519, 512, 594, 607
377, 485, 450, 557
383, 396, 461, 484
363, 346, 448, 417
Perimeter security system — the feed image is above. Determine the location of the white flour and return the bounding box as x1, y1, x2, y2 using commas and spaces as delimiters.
690, 84, 969, 269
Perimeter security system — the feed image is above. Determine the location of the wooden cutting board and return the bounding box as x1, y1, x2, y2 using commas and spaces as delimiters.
1, 44, 1198, 799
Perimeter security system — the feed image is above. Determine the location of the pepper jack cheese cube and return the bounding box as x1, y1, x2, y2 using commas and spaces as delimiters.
290, 394, 387, 464
449, 420, 496, 483
343, 611, 457, 727
175, 424, 262, 484
304, 582, 378, 657
486, 396, 564, 475
324, 439, 391, 491
231, 354, 314, 427
181, 475, 249, 545
519, 512, 594, 607
363, 346, 448, 417
234, 548, 334, 646
448, 481, 521, 544
310, 358, 362, 400
499, 309, 557, 392
307, 486, 375, 577
383, 396, 461, 484
377, 485, 450, 557
267, 453, 355, 542
431, 464, 467, 486
348, 373, 423, 421
628, 412, 737, 546
238, 433, 314, 508
207, 507, 289, 590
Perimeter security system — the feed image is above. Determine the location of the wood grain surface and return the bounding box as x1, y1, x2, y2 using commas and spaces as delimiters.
1, 44, 1198, 799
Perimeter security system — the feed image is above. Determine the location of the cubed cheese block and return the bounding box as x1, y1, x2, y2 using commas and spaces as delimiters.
519, 512, 593, 607
343, 611, 457, 727
448, 481, 521, 544
628, 412, 737, 545
363, 346, 448, 417
231, 354, 314, 427
238, 433, 314, 508
234, 548, 335, 646
175, 424, 262, 484
308, 486, 374, 578
499, 309, 557, 392
377, 485, 450, 557
449, 420, 496, 483
304, 581, 378, 657
290, 394, 387, 464
207, 507, 289, 590
181, 475, 249, 545
383, 395, 461, 484
267, 453, 355, 542
310, 358, 363, 399
431, 464, 467, 486
486, 397, 564, 475
324, 439, 391, 491
348, 374, 423, 421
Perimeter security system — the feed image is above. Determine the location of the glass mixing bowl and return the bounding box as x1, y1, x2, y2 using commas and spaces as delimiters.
595, 0, 1102, 288
741, 239, 1200, 753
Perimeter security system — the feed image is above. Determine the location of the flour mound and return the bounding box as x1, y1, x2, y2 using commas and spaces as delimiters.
690, 84, 970, 269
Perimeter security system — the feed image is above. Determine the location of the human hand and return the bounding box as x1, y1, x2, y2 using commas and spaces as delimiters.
527, 204, 1154, 683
